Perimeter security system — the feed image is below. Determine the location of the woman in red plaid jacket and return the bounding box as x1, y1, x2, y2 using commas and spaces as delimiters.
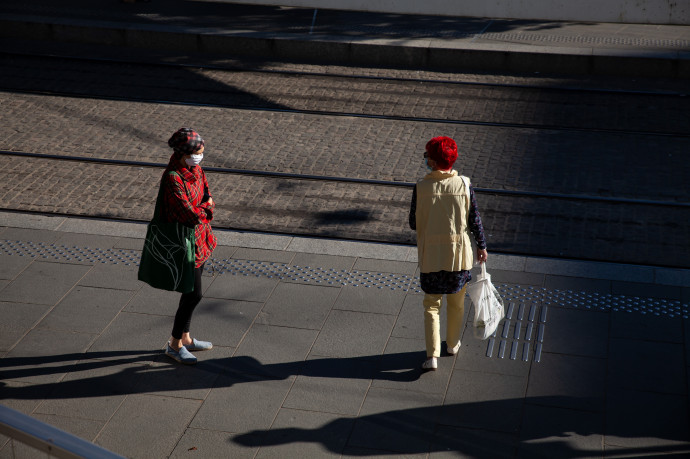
162, 128, 217, 364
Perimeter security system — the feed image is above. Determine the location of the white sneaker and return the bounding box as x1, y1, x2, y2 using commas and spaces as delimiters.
422, 357, 437, 371
447, 341, 461, 355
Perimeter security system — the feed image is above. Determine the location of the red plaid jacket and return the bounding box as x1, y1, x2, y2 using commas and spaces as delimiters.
160, 154, 217, 267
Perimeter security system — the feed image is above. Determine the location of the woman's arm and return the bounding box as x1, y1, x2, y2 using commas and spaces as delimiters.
468, 186, 488, 262
163, 173, 211, 227
199, 169, 215, 213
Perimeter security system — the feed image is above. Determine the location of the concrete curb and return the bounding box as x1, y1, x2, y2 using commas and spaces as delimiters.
2, 14, 688, 77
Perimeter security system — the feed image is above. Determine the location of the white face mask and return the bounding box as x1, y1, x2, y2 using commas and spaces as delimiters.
185, 153, 203, 167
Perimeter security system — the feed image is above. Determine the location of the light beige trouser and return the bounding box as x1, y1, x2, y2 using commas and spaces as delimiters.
423, 286, 466, 358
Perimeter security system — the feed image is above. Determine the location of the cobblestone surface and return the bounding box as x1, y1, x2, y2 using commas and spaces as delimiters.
1, 52, 689, 267
1, 91, 688, 201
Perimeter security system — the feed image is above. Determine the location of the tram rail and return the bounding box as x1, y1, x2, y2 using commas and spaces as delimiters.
2, 52, 689, 138
3, 150, 689, 209
2, 86, 688, 140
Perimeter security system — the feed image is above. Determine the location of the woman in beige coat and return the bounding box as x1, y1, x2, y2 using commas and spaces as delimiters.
409, 136, 488, 370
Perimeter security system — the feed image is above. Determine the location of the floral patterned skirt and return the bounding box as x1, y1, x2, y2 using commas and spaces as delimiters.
420, 270, 472, 294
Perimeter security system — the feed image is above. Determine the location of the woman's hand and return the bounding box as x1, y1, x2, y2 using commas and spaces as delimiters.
477, 249, 488, 264
201, 197, 215, 221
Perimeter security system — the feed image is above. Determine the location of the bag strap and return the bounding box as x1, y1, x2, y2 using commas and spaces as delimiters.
152, 171, 182, 223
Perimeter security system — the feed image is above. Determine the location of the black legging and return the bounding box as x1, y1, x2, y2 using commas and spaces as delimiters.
171, 263, 204, 339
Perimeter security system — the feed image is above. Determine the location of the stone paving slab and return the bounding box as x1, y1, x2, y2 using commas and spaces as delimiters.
86, 312, 171, 359
525, 353, 607, 412
334, 285, 406, 315
312, 309, 397, 359
205, 275, 280, 303
605, 389, 690, 450
283, 356, 376, 416
36, 286, 135, 335
350, 388, 444, 453
31, 361, 147, 422
1, 328, 98, 386
608, 338, 685, 395
442, 370, 528, 433
0, 301, 50, 353
95, 394, 201, 459
257, 408, 353, 458
517, 403, 604, 459
259, 282, 340, 329
191, 373, 296, 433
1, 212, 690, 457
610, 311, 684, 343
169, 428, 258, 459
540, 308, 609, 358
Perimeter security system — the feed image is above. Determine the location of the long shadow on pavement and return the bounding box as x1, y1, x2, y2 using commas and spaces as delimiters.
0, 351, 421, 401
2, 350, 688, 456
233, 395, 689, 457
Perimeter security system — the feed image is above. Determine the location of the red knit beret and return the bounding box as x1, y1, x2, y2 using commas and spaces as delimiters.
168, 128, 204, 157
425, 136, 458, 170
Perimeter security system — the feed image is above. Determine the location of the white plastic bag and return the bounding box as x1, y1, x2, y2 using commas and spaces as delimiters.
467, 263, 505, 340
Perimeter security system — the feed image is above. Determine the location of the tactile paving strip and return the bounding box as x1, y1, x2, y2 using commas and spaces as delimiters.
484, 301, 548, 363
1, 239, 687, 322
0, 240, 141, 265
480, 32, 690, 49
501, 285, 685, 318
207, 258, 416, 290
304, 24, 690, 49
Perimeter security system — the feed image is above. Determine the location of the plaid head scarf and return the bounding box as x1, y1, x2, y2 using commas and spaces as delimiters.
168, 128, 204, 157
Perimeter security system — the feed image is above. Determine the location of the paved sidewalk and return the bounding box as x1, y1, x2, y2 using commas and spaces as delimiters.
1, 0, 689, 77
1, 209, 689, 458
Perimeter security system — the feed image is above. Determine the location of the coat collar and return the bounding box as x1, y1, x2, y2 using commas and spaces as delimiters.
424, 169, 458, 180
167, 153, 198, 182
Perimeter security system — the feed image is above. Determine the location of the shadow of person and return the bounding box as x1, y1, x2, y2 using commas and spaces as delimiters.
230, 397, 538, 456
0, 350, 423, 401
0, 350, 158, 381
227, 353, 422, 382
233, 396, 690, 457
